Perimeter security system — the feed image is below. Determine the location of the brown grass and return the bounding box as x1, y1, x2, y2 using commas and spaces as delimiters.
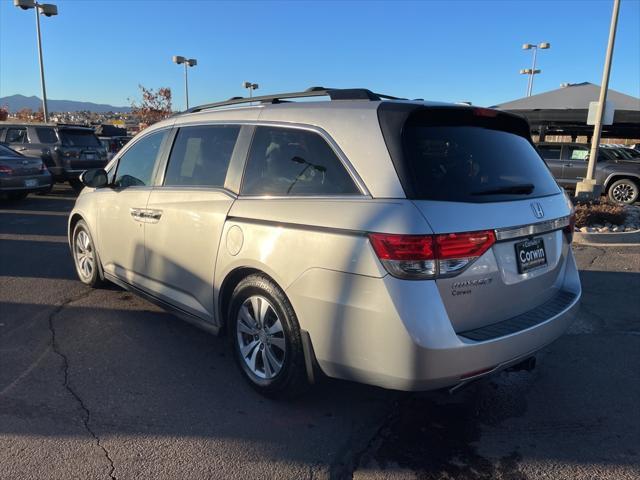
574, 202, 626, 228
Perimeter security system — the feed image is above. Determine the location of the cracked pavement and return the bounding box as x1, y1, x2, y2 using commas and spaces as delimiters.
1, 186, 639, 480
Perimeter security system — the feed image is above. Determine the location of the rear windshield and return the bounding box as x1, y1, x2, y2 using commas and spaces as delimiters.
400, 109, 560, 202
59, 129, 101, 147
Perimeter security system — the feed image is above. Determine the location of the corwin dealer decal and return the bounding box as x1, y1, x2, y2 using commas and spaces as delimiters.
451, 277, 493, 296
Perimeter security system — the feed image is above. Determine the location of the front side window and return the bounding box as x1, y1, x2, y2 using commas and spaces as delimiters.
114, 131, 165, 188
241, 126, 359, 196
35, 127, 58, 144
164, 125, 239, 187
6, 128, 27, 144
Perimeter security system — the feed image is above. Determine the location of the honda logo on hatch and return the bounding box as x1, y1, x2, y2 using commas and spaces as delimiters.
531, 202, 544, 219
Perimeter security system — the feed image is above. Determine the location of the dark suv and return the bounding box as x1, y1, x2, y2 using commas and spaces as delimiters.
537, 142, 640, 204
0, 123, 108, 190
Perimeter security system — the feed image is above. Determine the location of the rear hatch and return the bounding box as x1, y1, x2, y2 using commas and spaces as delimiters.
58, 128, 108, 169
378, 104, 574, 334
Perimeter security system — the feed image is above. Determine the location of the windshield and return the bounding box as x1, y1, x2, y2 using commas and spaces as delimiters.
400, 111, 560, 202
59, 129, 101, 147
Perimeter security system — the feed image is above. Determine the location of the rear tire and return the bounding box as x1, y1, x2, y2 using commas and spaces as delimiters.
608, 179, 639, 205
72, 220, 105, 288
229, 274, 309, 398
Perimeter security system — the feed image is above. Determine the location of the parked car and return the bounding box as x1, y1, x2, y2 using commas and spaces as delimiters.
0, 142, 53, 199
99, 136, 131, 160
537, 142, 640, 204
69, 87, 581, 397
0, 122, 108, 191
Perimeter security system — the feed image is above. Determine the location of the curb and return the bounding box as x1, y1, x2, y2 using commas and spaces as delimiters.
573, 229, 640, 245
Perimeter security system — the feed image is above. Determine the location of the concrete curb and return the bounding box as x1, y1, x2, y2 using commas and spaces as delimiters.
573, 228, 640, 245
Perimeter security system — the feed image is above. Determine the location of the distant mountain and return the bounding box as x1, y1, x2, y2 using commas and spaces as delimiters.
0, 94, 131, 113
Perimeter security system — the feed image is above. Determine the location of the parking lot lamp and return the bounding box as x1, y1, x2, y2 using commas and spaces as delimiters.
243, 81, 259, 99
14, 0, 58, 123
172, 56, 197, 110
520, 42, 550, 97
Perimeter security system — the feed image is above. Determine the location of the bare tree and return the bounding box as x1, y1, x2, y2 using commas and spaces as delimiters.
130, 85, 172, 127
0, 105, 8, 121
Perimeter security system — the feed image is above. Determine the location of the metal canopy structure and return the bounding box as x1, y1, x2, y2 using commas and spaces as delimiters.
492, 82, 640, 139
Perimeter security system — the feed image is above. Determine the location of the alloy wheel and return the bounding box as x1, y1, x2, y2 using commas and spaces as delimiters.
611, 183, 635, 203
236, 295, 287, 379
74, 230, 95, 280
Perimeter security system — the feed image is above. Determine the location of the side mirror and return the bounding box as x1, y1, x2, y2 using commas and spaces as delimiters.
80, 168, 108, 188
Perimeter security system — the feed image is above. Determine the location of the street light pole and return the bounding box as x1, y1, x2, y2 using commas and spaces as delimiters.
14, 0, 58, 123
575, 0, 620, 201
243, 81, 259, 101
172, 56, 197, 110
34, 6, 48, 122
520, 42, 550, 97
183, 62, 189, 110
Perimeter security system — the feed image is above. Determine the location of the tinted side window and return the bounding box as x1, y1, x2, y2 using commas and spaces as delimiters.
35, 127, 58, 144
114, 131, 165, 188
537, 145, 561, 160
164, 125, 239, 187
6, 128, 27, 144
241, 127, 359, 196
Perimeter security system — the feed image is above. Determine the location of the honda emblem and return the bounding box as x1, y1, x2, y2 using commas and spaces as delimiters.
531, 202, 544, 219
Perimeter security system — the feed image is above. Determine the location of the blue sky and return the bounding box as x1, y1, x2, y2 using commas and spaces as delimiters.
1, 0, 639, 111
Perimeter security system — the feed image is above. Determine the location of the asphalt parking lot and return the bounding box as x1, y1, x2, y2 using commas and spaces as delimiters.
1, 185, 639, 480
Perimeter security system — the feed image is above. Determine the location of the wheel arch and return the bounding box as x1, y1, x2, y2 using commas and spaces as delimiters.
603, 173, 640, 191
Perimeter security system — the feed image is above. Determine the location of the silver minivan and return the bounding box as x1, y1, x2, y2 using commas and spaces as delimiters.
68, 88, 581, 397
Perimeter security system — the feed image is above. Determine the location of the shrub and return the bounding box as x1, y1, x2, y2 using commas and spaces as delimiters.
574, 202, 626, 228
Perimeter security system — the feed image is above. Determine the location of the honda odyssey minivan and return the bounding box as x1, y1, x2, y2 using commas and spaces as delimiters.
68, 87, 581, 397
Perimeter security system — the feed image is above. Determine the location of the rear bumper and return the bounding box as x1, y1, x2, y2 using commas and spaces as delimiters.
0, 173, 53, 193
287, 246, 581, 391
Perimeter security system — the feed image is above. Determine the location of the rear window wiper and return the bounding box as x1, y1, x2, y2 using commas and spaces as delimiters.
471, 184, 535, 195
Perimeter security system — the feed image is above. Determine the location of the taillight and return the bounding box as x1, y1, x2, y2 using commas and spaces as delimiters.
563, 212, 576, 244
369, 230, 495, 279
0, 164, 13, 175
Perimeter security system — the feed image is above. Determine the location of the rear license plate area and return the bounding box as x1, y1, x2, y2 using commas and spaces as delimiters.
24, 179, 38, 188
515, 237, 547, 274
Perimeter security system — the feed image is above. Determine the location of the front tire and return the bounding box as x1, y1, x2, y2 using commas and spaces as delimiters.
608, 179, 639, 204
229, 274, 309, 398
72, 220, 104, 288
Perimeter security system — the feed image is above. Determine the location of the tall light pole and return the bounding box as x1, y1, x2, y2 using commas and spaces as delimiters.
520, 42, 550, 97
14, 0, 58, 123
576, 0, 620, 201
243, 81, 259, 99
172, 56, 197, 110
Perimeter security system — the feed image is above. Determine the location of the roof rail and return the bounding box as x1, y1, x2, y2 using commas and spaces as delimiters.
185, 87, 403, 114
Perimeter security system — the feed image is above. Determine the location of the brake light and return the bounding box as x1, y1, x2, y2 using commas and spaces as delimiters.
369, 230, 495, 279
0, 164, 13, 175
563, 212, 576, 243
472, 107, 499, 118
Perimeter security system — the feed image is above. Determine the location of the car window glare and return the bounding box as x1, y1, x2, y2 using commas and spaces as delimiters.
241, 126, 359, 196
6, 128, 27, 144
